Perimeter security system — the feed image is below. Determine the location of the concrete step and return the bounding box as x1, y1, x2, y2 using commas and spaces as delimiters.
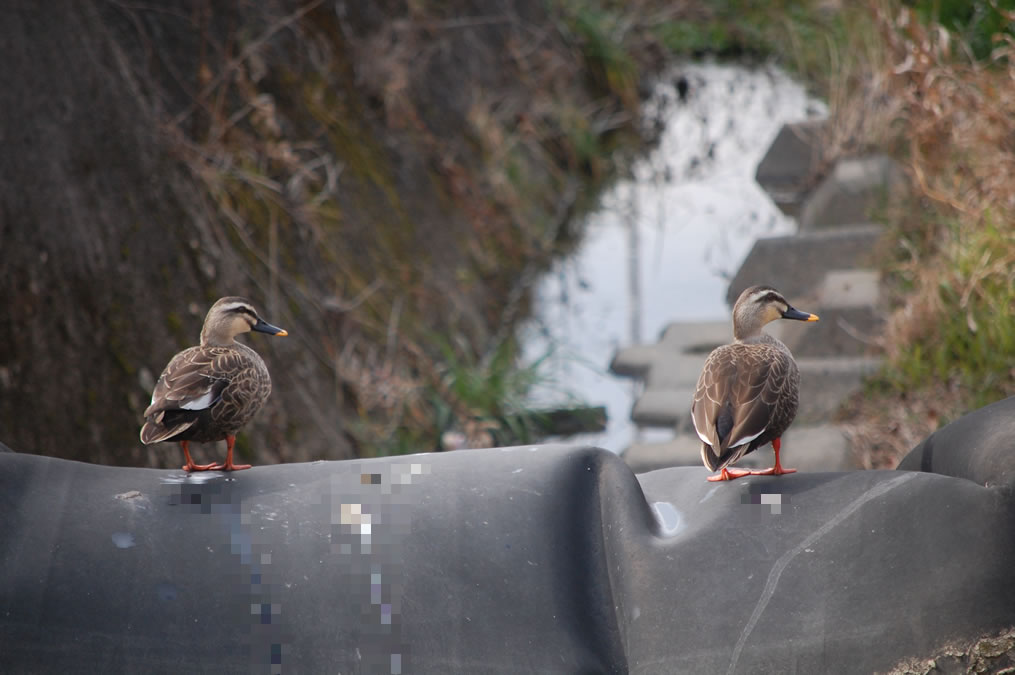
798, 155, 907, 230
626, 355, 881, 431
754, 120, 827, 218
796, 356, 882, 423
611, 321, 729, 429
624, 424, 858, 474
781, 306, 884, 358
764, 269, 885, 358
624, 433, 702, 473
631, 389, 694, 428
813, 269, 881, 308
610, 321, 729, 378
726, 224, 884, 308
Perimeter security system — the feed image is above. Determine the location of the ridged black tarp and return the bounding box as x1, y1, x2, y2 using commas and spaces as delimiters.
2, 398, 1014, 673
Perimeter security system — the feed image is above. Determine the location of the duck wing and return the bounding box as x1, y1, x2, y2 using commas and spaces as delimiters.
692, 344, 791, 470
140, 347, 229, 444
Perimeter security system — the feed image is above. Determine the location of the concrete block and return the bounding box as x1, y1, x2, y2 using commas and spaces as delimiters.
726, 224, 883, 307
754, 120, 828, 217
609, 344, 661, 378
622, 424, 858, 474
643, 352, 709, 390
761, 269, 883, 358
775, 424, 858, 471
795, 356, 883, 423
624, 433, 702, 473
734, 424, 857, 472
798, 155, 907, 230
631, 389, 693, 427
614, 320, 731, 428
816, 269, 881, 308
772, 305, 884, 358
629, 355, 881, 430
656, 321, 731, 353
610, 321, 726, 377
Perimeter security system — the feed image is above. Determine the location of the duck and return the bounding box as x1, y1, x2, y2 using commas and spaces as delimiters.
140, 297, 287, 472
691, 285, 819, 482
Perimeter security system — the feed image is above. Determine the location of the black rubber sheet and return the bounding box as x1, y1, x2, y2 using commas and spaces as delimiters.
2, 399, 1014, 673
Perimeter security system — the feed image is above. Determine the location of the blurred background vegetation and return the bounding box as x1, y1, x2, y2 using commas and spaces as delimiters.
0, 0, 1011, 467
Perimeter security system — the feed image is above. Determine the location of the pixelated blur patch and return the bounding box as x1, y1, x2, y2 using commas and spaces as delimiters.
317, 460, 426, 672
160, 472, 234, 514
741, 491, 790, 515
155, 581, 178, 602
157, 471, 292, 672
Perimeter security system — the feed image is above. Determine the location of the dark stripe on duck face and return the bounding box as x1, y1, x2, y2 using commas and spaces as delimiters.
754, 291, 785, 306
224, 304, 258, 318
217, 303, 260, 326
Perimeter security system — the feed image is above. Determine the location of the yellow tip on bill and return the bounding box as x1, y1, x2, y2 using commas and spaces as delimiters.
807, 314, 820, 322
276, 329, 289, 336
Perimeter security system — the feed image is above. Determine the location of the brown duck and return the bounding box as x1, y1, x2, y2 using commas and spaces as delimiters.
140, 297, 287, 471
691, 285, 818, 481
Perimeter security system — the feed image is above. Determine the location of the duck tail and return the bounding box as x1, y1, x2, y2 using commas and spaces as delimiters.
140, 416, 196, 445
700, 442, 721, 471
703, 436, 752, 473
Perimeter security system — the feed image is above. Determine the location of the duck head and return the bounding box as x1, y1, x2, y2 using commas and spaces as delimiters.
200, 297, 288, 346
732, 285, 819, 340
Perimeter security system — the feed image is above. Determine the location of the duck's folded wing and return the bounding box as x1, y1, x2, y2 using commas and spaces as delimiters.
692, 346, 781, 462
143, 349, 230, 417
724, 347, 795, 451
141, 352, 232, 444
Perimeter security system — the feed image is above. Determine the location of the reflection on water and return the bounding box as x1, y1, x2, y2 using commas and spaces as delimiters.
523, 62, 824, 453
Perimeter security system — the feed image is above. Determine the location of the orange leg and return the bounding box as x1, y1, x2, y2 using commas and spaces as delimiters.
707, 466, 753, 482
750, 437, 797, 476
208, 435, 252, 472
181, 440, 218, 472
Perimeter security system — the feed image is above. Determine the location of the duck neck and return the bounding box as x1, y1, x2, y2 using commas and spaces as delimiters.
733, 324, 761, 341
200, 330, 236, 347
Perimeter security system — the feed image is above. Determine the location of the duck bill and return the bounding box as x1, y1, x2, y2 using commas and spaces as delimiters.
782, 307, 819, 322
252, 319, 288, 336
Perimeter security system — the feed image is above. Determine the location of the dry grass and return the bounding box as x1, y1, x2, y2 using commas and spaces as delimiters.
153, 0, 686, 458
818, 5, 905, 162
834, 3, 1015, 468
885, 625, 1015, 674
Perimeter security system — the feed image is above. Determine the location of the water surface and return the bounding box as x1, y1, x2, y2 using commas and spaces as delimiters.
523, 62, 824, 453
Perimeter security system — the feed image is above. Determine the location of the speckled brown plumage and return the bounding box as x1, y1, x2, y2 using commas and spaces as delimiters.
693, 335, 799, 470
140, 297, 287, 471
691, 285, 818, 480
141, 343, 273, 444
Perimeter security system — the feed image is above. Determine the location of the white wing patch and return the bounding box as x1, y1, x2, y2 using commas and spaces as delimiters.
180, 390, 216, 411
693, 404, 769, 449
693, 421, 711, 446
730, 425, 768, 450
